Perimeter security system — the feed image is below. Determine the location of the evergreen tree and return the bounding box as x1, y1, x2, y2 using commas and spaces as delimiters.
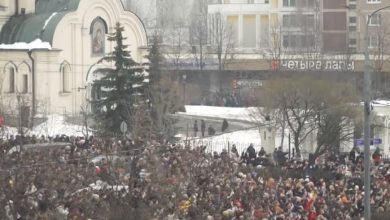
92, 22, 148, 136
146, 35, 181, 142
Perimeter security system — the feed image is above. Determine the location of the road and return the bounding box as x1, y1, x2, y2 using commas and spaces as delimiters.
171, 114, 255, 138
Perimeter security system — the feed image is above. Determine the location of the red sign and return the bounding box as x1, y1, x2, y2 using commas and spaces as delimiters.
0, 116, 4, 127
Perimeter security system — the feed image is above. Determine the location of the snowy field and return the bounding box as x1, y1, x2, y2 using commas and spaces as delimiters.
1, 115, 89, 138
178, 105, 259, 122
178, 105, 265, 153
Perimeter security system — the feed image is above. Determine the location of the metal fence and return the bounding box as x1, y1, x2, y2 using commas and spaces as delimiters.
181, 138, 260, 155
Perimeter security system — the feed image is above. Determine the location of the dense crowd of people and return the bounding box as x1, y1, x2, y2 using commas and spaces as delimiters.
0, 134, 390, 219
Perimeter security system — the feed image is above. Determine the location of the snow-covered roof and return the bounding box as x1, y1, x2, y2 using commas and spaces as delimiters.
0, 39, 51, 50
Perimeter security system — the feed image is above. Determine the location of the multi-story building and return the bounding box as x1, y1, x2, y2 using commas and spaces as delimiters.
208, 0, 350, 54
352, 0, 390, 53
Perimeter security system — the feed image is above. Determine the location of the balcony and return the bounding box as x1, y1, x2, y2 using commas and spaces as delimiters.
209, 0, 270, 14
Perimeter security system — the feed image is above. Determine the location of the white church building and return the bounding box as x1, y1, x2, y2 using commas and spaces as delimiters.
0, 0, 147, 124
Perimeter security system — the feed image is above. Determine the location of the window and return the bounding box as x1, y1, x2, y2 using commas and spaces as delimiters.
283, 34, 315, 49
349, 38, 357, 46
22, 74, 28, 93
369, 35, 379, 48
61, 64, 71, 93
305, 14, 315, 28
349, 17, 356, 24
367, 0, 381, 3
302, 0, 315, 8
283, 0, 296, 7
283, 14, 298, 27
369, 14, 381, 26
283, 14, 314, 29
349, 26, 357, 31
8, 67, 15, 93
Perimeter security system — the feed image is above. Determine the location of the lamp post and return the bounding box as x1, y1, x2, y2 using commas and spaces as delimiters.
16, 94, 22, 135
363, 6, 390, 220
182, 74, 187, 105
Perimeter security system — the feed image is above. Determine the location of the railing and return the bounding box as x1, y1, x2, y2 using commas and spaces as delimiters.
181, 138, 260, 155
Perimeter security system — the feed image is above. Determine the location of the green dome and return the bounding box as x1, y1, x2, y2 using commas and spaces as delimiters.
0, 0, 80, 44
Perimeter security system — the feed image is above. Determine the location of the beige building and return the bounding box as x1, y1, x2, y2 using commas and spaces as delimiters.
352, 0, 390, 54
0, 0, 147, 123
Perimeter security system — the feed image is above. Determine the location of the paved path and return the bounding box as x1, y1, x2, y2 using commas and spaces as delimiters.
171, 114, 256, 138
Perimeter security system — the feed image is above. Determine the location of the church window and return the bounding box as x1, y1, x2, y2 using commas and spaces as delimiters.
22, 74, 28, 93
61, 64, 71, 93
9, 67, 15, 93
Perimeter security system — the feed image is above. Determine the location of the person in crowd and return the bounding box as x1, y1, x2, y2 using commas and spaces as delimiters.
373, 147, 382, 166
258, 146, 266, 158
245, 143, 256, 165
1, 134, 390, 219
201, 120, 206, 138
221, 119, 229, 132
193, 120, 198, 137
207, 125, 215, 136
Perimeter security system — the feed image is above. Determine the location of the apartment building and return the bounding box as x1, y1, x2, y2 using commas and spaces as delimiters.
322, 0, 348, 53
351, 0, 390, 54
208, 0, 351, 54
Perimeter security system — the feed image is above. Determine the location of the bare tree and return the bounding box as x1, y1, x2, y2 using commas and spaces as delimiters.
255, 77, 359, 158
190, 0, 209, 70
208, 12, 236, 89
266, 0, 323, 70
164, 22, 188, 70
370, 18, 390, 97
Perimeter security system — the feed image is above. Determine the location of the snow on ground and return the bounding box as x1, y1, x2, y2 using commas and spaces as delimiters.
29, 115, 88, 137
1, 115, 89, 138
372, 100, 390, 106
177, 105, 293, 154
183, 129, 262, 154
179, 105, 259, 122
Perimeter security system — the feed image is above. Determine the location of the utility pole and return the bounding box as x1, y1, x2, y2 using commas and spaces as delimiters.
363, 6, 390, 220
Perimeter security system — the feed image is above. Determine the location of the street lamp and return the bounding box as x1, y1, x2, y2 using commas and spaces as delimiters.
16, 94, 22, 135
182, 74, 187, 105
363, 6, 390, 220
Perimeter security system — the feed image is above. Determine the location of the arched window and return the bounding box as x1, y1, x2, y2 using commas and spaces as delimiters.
8, 67, 15, 93
18, 62, 31, 94
60, 62, 71, 93
90, 17, 108, 56
22, 74, 28, 93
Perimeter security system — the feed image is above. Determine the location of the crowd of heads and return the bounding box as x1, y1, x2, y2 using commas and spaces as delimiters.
1, 134, 390, 219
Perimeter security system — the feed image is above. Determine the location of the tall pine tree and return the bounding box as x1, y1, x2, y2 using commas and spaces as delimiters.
146, 35, 181, 142
92, 22, 148, 137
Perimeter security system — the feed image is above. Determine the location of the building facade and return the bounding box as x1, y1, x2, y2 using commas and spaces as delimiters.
0, 0, 147, 123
